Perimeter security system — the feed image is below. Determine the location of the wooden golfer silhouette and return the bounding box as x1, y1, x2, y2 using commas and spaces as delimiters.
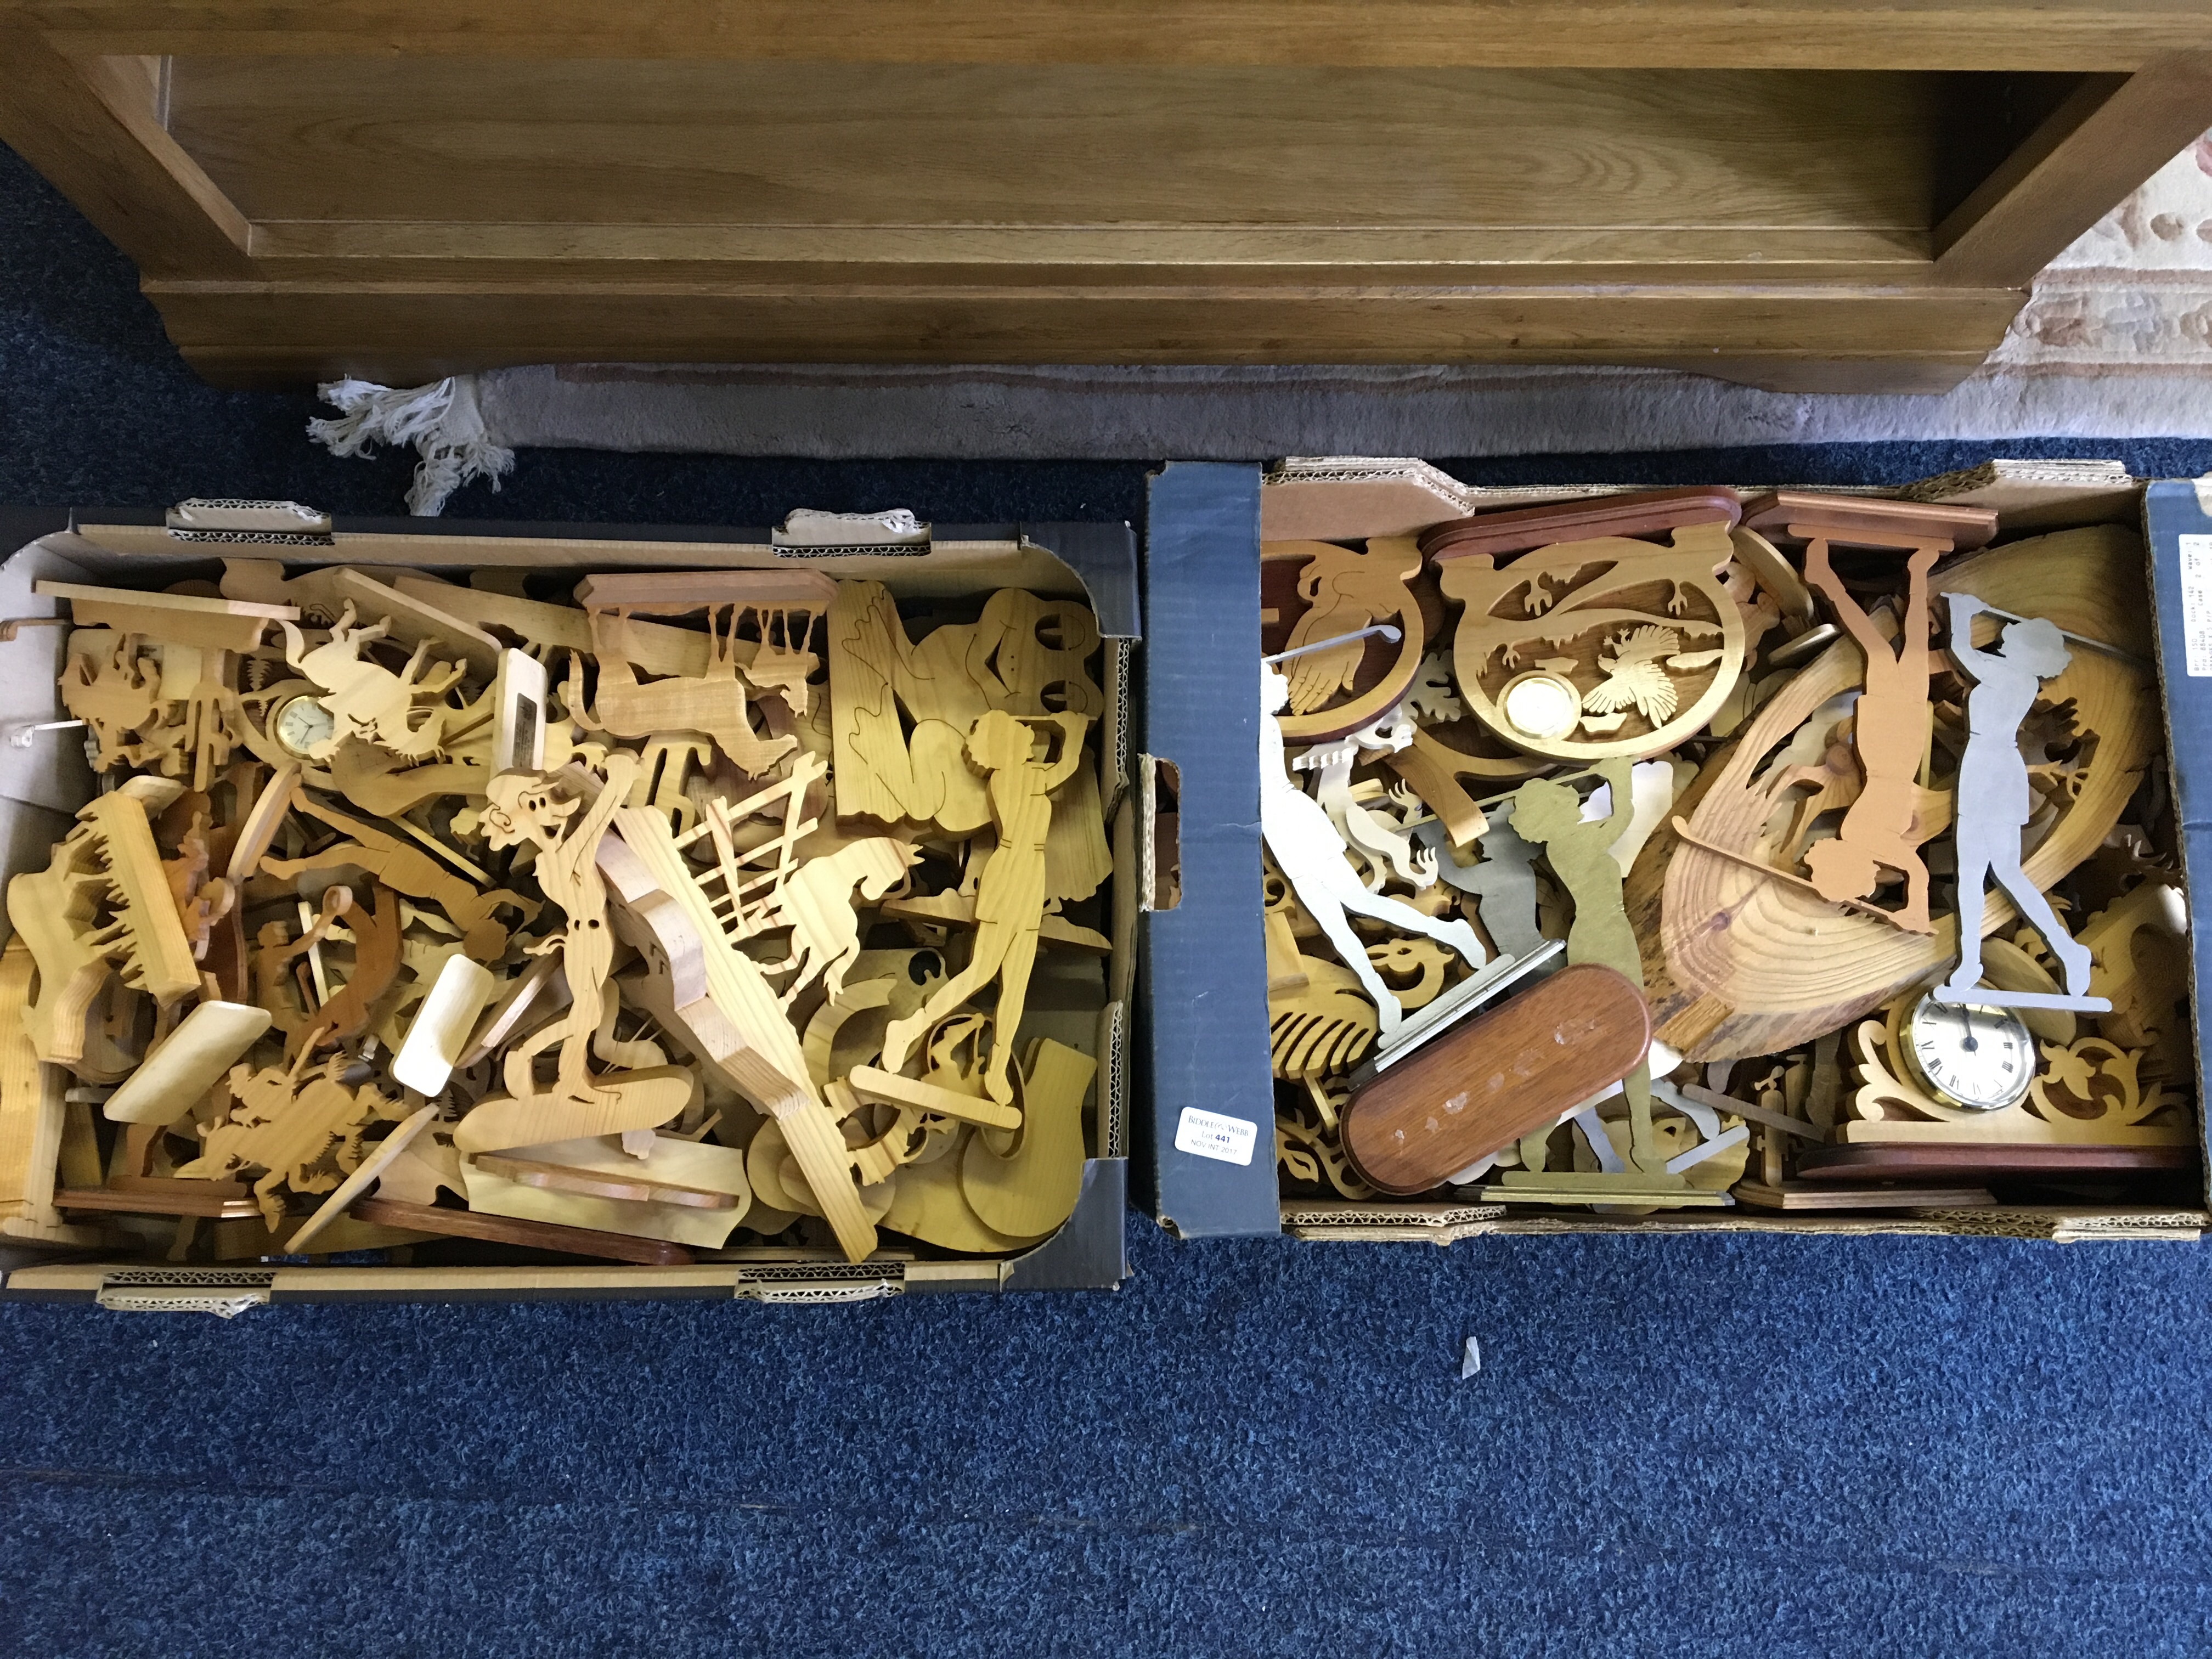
882, 709, 1088, 1104
1258, 665, 1489, 1035
1937, 595, 2104, 1009
482, 752, 639, 1102
1799, 537, 1941, 933
1511, 764, 1666, 1175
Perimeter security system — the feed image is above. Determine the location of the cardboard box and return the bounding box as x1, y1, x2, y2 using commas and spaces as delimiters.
0, 505, 1138, 1307
1138, 459, 2208, 1245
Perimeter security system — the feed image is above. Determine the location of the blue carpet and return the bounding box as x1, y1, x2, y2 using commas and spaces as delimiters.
5, 138, 2212, 1657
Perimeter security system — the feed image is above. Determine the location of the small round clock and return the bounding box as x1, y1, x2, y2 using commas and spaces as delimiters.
269, 690, 336, 759
1899, 992, 2035, 1113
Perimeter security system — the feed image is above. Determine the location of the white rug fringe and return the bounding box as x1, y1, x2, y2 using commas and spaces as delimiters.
307, 376, 516, 516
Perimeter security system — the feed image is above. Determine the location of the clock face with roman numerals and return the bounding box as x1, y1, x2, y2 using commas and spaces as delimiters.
1900, 995, 2035, 1113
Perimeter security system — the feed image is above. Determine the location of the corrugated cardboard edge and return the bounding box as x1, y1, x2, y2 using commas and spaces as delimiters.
0, 512, 1140, 1303
1283, 1203, 2204, 1244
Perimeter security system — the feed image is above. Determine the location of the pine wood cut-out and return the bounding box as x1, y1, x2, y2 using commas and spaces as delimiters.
0, 940, 110, 1247
1430, 492, 1747, 762
267, 791, 539, 962
10, 778, 202, 1071
279, 602, 477, 761
101, 1000, 270, 1126
176, 1056, 408, 1229
284, 1102, 439, 1252
880, 711, 1091, 1104
1262, 538, 1428, 742
570, 573, 832, 778
1641, 524, 2155, 1061
608, 805, 879, 1263
960, 1037, 1094, 1239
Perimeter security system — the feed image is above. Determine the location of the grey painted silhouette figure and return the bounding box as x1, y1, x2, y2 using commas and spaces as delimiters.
1939, 594, 2102, 1007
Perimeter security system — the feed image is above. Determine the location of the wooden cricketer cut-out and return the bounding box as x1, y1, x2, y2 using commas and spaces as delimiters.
1936, 594, 2109, 1013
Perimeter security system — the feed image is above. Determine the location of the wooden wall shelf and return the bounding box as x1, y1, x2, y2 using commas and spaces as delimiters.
4, 4, 2212, 390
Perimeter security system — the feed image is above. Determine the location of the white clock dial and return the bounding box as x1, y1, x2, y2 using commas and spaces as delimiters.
1900, 994, 2035, 1112
271, 691, 336, 759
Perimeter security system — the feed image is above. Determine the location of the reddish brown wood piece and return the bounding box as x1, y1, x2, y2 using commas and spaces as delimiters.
1739, 492, 1997, 552
351, 1195, 695, 1265
57, 1182, 262, 1219
1339, 963, 1652, 1197
1793, 1143, 2194, 1182
1419, 488, 1742, 563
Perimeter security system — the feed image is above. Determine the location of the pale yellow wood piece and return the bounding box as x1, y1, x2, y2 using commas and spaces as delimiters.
1268, 950, 1379, 1080
102, 1000, 272, 1125
845, 1065, 1023, 1130
768, 836, 918, 1006
373, 1131, 467, 1208
1043, 755, 1113, 904
324, 741, 487, 817
391, 955, 499, 1096
218, 557, 357, 620
59, 628, 161, 771
455, 953, 570, 1070
9, 782, 203, 1070
281, 602, 476, 761
798, 950, 947, 1088
460, 1154, 753, 1249
334, 568, 504, 681
472, 1152, 738, 1208
36, 580, 298, 652
610, 805, 878, 1262
744, 1119, 895, 1229
0, 940, 102, 1243
968, 588, 1107, 719
1263, 909, 1309, 995
269, 793, 525, 958
881, 710, 1088, 1105
880, 1129, 1040, 1254
283, 1102, 439, 1252
1727, 527, 1816, 625
879, 892, 1112, 955
1836, 1115, 2192, 1147
224, 761, 300, 886
571, 590, 797, 777
453, 1066, 696, 1154
1441, 523, 1745, 761
960, 1037, 1094, 1239
176, 1057, 407, 1229
828, 579, 928, 824
392, 574, 715, 678
482, 1131, 753, 1216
